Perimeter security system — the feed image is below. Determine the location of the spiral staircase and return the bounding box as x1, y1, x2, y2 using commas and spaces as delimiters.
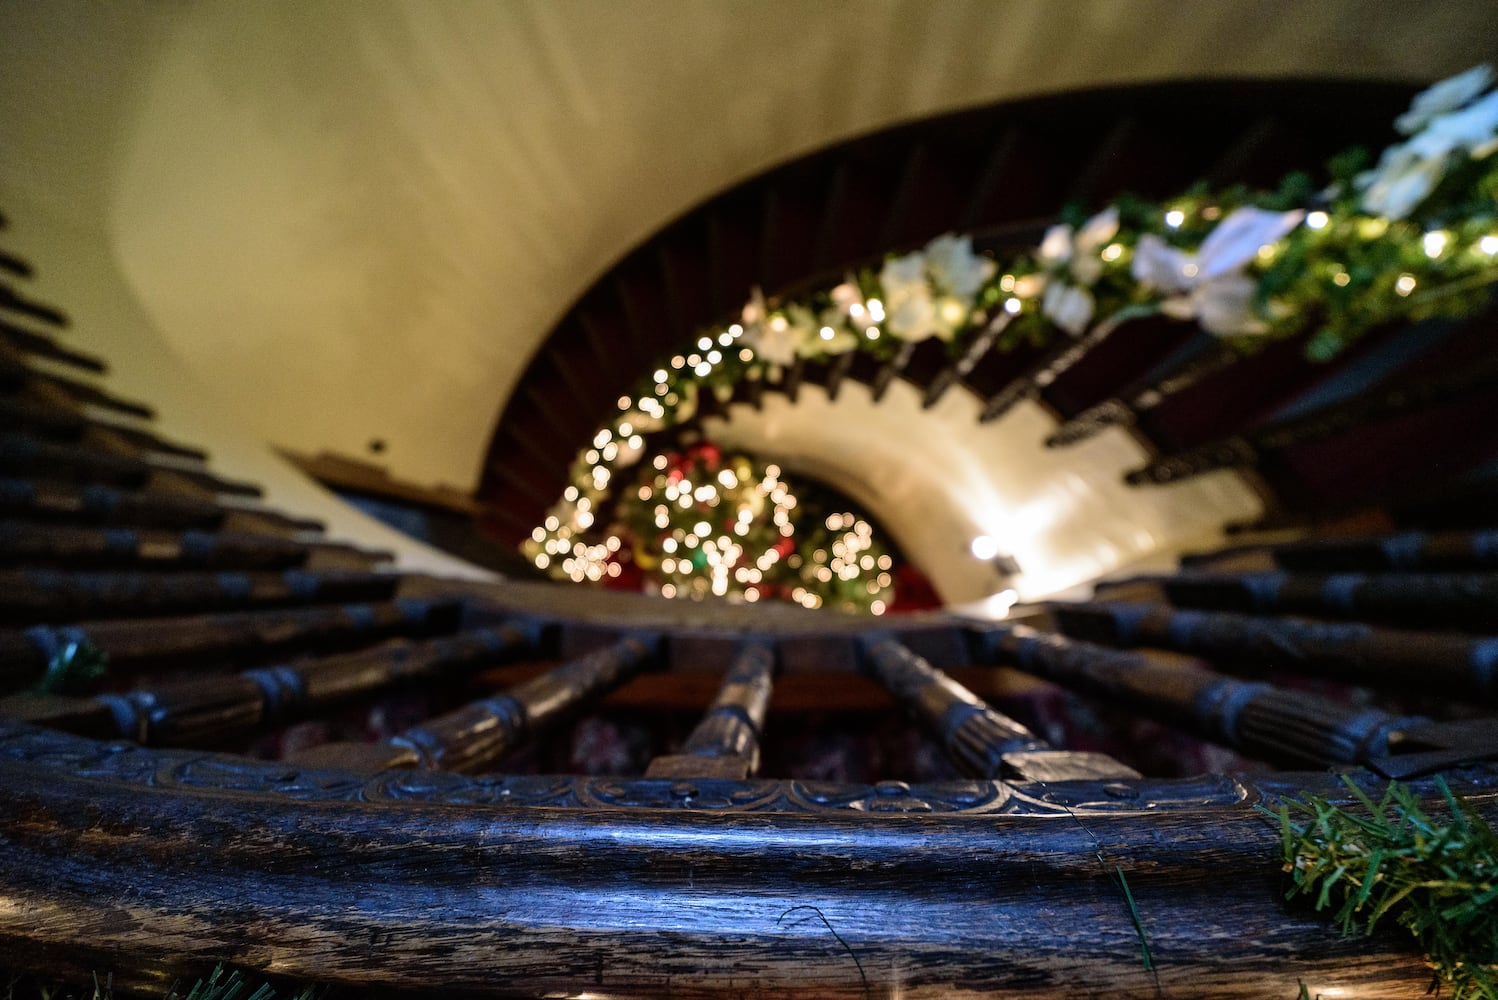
2, 75, 1498, 999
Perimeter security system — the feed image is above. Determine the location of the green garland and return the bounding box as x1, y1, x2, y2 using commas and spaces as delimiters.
528, 65, 1498, 607
1268, 776, 1498, 999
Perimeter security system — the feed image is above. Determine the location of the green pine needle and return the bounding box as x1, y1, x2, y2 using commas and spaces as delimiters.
3, 965, 321, 1000
35, 640, 109, 696
1265, 777, 1498, 999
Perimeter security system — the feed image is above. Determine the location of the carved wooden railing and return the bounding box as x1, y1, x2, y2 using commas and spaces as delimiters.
4, 221, 1498, 998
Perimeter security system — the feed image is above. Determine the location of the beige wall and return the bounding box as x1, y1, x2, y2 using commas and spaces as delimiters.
7, 2, 1492, 492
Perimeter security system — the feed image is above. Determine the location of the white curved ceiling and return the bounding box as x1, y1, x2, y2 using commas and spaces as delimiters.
706, 385, 1261, 605
4, 1, 1494, 493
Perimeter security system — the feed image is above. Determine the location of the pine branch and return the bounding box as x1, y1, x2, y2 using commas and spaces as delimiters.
3, 965, 322, 1000
1265, 776, 1498, 999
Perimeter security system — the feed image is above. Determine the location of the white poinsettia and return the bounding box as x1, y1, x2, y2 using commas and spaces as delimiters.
1358, 71, 1498, 220
1042, 283, 1094, 336
876, 235, 992, 342
1035, 207, 1119, 334
924, 233, 996, 298
879, 250, 937, 341
1039, 207, 1119, 286
1396, 64, 1495, 136
1132, 206, 1304, 336
739, 288, 809, 366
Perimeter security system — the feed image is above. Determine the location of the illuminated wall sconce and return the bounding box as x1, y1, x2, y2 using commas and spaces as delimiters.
970, 535, 1021, 576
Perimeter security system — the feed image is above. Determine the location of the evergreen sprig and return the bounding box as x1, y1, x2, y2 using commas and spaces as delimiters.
5, 965, 322, 1000
34, 640, 108, 696
1266, 776, 1498, 999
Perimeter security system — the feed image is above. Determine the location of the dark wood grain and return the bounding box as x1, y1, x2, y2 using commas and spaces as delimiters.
0, 718, 1489, 998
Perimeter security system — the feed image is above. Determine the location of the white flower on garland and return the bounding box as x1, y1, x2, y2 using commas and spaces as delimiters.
879, 234, 992, 342
740, 288, 809, 366
1036, 207, 1119, 335
1132, 206, 1304, 336
1395, 64, 1494, 135
1358, 68, 1498, 220
925, 233, 996, 298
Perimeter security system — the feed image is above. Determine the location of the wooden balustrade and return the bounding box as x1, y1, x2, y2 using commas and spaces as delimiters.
291, 634, 654, 772
7, 86, 1498, 996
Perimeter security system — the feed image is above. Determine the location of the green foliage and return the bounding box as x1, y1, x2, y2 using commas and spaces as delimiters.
5, 965, 322, 1000
35, 640, 108, 696
1267, 776, 1498, 999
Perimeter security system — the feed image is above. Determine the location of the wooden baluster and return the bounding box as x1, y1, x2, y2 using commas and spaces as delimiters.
0, 322, 104, 373
0, 520, 312, 570
1052, 601, 1498, 700
0, 476, 224, 529
823, 350, 856, 401
1270, 529, 1498, 572
0, 250, 33, 280
870, 341, 916, 402
922, 312, 1013, 409
1045, 339, 1237, 447
2, 598, 464, 692
0, 568, 400, 624
980, 625, 1426, 769
645, 641, 774, 779
293, 635, 657, 774
1125, 348, 1498, 485
0, 476, 329, 535
0, 433, 261, 497
978, 312, 1132, 424
1159, 570, 1498, 631
0, 281, 68, 327
3, 625, 535, 748
0, 397, 87, 439
861, 635, 1138, 781
782, 356, 806, 403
